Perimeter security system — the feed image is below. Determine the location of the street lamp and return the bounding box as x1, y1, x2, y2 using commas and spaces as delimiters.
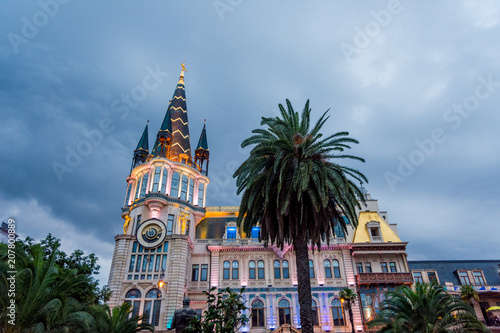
158, 269, 165, 288
340, 298, 346, 333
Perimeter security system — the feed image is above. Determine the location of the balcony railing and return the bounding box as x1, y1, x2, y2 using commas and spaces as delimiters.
371, 236, 383, 242
357, 272, 414, 285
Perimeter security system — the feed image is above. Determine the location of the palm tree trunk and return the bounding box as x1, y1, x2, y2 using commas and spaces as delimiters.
348, 305, 355, 333
294, 235, 314, 333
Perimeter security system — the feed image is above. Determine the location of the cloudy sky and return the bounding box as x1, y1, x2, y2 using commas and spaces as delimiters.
1, 1, 499, 286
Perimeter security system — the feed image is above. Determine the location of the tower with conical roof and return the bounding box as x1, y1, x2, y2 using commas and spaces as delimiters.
131, 122, 149, 171
108, 64, 209, 331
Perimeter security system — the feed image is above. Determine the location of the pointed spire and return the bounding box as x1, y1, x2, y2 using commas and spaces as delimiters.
195, 121, 210, 176
136, 121, 149, 151
196, 122, 209, 151
131, 121, 150, 171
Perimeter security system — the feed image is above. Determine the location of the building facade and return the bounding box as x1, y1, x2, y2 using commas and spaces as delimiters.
107, 66, 413, 332
409, 260, 500, 325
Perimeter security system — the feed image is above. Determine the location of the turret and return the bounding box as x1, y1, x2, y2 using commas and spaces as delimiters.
194, 122, 209, 175
131, 122, 149, 171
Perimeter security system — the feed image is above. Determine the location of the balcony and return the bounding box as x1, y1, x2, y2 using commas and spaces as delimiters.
356, 272, 414, 285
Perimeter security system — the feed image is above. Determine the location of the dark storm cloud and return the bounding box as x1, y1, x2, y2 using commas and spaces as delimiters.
1, 1, 499, 285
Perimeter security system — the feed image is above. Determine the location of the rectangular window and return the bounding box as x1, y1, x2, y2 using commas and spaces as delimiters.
163, 242, 169, 252
249, 266, 256, 279
162, 255, 167, 271
142, 255, 148, 271
167, 215, 174, 235
148, 255, 154, 272
473, 271, 485, 286
171, 172, 180, 197
413, 272, 423, 283
136, 215, 142, 233
155, 255, 161, 272
161, 169, 167, 194
366, 262, 372, 273
459, 271, 471, 285
134, 176, 142, 199
252, 308, 265, 327
427, 271, 438, 283
389, 262, 397, 273
152, 167, 161, 192
129, 255, 135, 272
140, 173, 149, 197
357, 263, 363, 274
381, 262, 388, 273
198, 184, 204, 206
192, 264, 199, 281
201, 264, 208, 281
132, 242, 137, 253
180, 175, 188, 201
136, 255, 142, 272
125, 182, 132, 206
195, 309, 202, 321
274, 267, 281, 279
153, 300, 161, 326
227, 227, 237, 240
251, 227, 260, 239
188, 178, 194, 203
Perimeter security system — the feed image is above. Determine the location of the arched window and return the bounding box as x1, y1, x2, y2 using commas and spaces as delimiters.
282, 260, 289, 279
324, 260, 332, 278
161, 168, 168, 193
309, 260, 315, 278
332, 260, 341, 278
258, 260, 265, 279
188, 178, 194, 203
152, 167, 161, 192
331, 299, 345, 326
274, 260, 281, 279
312, 299, 319, 326
140, 173, 149, 198
223, 261, 230, 280
171, 172, 180, 197
249, 261, 256, 279
180, 175, 188, 201
251, 300, 265, 327
278, 299, 291, 326
144, 289, 162, 326
198, 183, 204, 206
232, 261, 239, 279
125, 289, 141, 318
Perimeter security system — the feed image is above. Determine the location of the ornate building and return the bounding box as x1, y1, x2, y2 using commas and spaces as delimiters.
107, 66, 413, 332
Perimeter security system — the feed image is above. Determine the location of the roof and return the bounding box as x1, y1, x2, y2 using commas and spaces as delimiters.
352, 211, 402, 243
196, 123, 208, 151
195, 217, 237, 239
408, 260, 500, 286
135, 123, 149, 151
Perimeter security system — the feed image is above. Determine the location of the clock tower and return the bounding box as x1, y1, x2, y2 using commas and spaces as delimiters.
107, 65, 209, 331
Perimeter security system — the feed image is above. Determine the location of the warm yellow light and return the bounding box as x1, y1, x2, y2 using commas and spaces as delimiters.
159, 281, 164, 288
341, 298, 345, 303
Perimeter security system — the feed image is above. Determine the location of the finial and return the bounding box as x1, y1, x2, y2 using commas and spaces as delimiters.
147, 119, 149, 124
204, 119, 206, 122
181, 61, 187, 73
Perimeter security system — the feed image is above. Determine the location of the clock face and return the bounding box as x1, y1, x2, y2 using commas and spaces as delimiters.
136, 219, 166, 248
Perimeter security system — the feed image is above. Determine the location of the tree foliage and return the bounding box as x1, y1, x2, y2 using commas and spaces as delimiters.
89, 302, 153, 333
460, 284, 480, 308
233, 99, 366, 333
0, 234, 115, 332
367, 282, 488, 333
185, 287, 249, 333
339, 288, 357, 333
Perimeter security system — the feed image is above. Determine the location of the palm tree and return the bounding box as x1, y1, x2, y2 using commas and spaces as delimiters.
234, 99, 367, 333
339, 288, 357, 333
89, 302, 153, 333
460, 285, 480, 310
367, 282, 488, 332
0, 243, 94, 332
